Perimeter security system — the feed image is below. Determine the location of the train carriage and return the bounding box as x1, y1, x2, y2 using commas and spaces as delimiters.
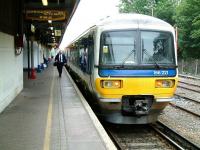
66, 14, 178, 124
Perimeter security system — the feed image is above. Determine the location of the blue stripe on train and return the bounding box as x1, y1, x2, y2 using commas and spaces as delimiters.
99, 69, 177, 77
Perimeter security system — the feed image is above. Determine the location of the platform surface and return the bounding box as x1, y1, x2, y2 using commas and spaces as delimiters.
0, 65, 115, 150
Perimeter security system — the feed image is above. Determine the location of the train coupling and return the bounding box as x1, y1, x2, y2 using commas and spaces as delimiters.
121, 95, 153, 116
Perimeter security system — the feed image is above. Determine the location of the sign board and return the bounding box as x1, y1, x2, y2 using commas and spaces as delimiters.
55, 30, 61, 36
25, 9, 67, 21
31, 24, 35, 33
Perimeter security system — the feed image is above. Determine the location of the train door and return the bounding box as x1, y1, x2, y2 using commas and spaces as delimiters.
86, 34, 94, 91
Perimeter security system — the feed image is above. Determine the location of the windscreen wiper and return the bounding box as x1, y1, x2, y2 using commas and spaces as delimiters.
120, 49, 136, 67
97, 64, 123, 69
143, 49, 160, 69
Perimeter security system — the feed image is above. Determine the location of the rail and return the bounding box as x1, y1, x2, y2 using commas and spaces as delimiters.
153, 121, 200, 150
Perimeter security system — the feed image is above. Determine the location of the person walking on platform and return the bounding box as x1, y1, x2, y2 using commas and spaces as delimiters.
55, 50, 67, 77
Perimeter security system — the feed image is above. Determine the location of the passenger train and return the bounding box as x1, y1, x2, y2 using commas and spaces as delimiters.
66, 14, 178, 124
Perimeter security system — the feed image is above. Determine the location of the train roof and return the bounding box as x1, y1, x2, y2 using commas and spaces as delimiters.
95, 14, 174, 32
68, 14, 175, 46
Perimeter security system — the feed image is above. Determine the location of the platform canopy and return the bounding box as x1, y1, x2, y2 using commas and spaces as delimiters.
24, 0, 78, 46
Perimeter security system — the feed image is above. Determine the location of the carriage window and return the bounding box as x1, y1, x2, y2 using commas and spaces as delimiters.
141, 31, 175, 64
100, 31, 137, 65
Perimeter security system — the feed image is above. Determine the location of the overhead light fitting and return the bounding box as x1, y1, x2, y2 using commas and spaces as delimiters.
48, 20, 52, 23
31, 24, 35, 33
42, 0, 48, 6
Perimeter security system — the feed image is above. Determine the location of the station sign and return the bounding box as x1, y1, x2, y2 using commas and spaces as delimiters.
55, 30, 61, 36
25, 9, 67, 21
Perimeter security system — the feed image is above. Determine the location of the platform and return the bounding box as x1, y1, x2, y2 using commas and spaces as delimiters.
0, 64, 116, 150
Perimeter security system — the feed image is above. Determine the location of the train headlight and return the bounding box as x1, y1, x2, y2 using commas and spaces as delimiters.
155, 79, 175, 88
101, 80, 122, 88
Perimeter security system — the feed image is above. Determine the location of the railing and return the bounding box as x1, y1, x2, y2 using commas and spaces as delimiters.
178, 58, 200, 77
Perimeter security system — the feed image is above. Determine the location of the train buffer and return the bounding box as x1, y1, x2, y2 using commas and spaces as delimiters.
0, 64, 116, 150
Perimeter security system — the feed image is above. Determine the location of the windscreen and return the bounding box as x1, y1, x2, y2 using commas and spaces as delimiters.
141, 31, 175, 64
100, 30, 175, 66
100, 31, 137, 65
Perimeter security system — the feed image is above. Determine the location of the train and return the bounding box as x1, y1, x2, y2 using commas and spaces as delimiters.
65, 14, 178, 124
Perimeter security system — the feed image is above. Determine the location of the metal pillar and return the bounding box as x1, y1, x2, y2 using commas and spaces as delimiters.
27, 35, 30, 78
30, 36, 36, 79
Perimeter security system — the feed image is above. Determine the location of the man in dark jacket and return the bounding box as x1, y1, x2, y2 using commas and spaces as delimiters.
55, 50, 67, 77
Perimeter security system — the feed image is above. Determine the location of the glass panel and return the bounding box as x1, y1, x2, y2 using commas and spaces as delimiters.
141, 31, 175, 64
100, 31, 137, 65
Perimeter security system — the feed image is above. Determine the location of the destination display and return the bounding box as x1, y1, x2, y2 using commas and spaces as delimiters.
25, 9, 67, 21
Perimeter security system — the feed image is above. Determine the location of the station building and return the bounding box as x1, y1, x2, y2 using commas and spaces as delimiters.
0, 0, 77, 113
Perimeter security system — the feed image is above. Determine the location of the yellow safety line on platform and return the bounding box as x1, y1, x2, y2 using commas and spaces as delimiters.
43, 69, 55, 150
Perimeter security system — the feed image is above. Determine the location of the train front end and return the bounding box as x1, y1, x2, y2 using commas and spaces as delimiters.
94, 24, 178, 124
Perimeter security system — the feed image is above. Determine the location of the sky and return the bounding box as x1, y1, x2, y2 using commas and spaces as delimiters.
59, 0, 120, 49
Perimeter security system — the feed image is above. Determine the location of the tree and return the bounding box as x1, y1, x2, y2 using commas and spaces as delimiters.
119, 0, 155, 16
119, 0, 177, 26
175, 0, 200, 58
154, 0, 176, 25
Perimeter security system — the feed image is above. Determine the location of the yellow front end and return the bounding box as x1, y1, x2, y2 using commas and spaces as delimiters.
95, 77, 178, 124
95, 77, 178, 109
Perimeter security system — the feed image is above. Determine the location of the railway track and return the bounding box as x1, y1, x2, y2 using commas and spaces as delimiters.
105, 123, 176, 150
178, 80, 200, 88
179, 74, 200, 80
152, 121, 200, 150
178, 82, 200, 93
169, 102, 200, 118
178, 74, 200, 92
172, 95, 200, 118
175, 93, 200, 104
174, 75, 200, 118
105, 121, 200, 150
